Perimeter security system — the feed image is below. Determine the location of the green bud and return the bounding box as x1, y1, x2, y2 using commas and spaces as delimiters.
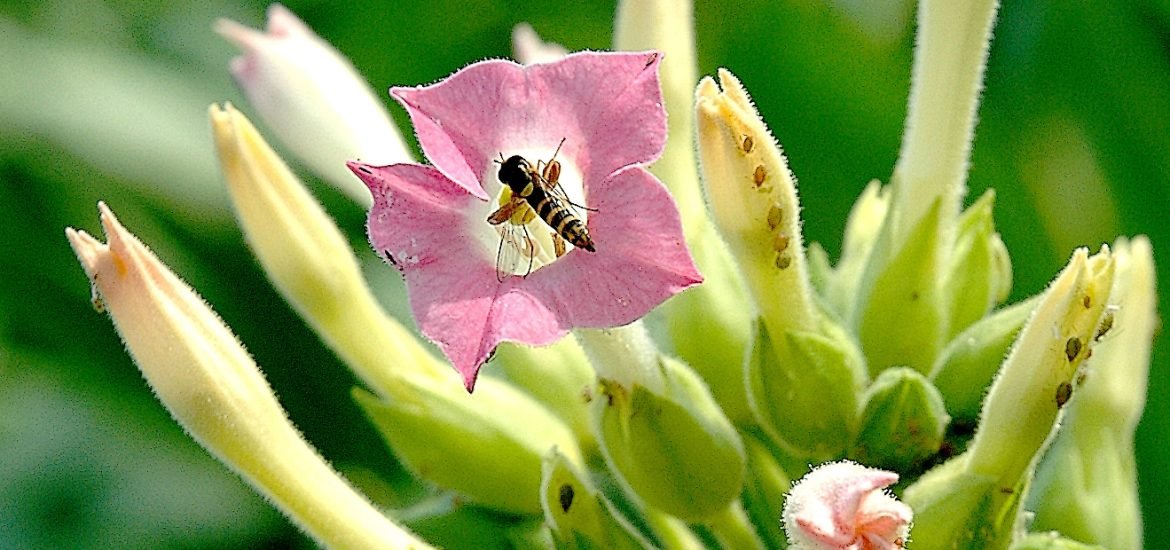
493, 337, 595, 451
353, 375, 584, 515
740, 435, 791, 548
1012, 532, 1105, 550
539, 448, 651, 549
930, 296, 1038, 422
851, 367, 949, 472
943, 189, 1013, 337
746, 315, 865, 459
1028, 237, 1155, 550
593, 356, 745, 520
857, 197, 946, 374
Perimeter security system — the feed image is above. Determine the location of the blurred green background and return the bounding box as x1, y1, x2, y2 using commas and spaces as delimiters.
2, 0, 1166, 547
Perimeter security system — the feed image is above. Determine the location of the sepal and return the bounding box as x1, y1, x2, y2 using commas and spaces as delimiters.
746, 316, 865, 459
539, 448, 651, 549
354, 376, 584, 515
592, 356, 745, 520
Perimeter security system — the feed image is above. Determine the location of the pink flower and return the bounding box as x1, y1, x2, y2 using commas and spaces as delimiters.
783, 461, 913, 550
348, 51, 702, 392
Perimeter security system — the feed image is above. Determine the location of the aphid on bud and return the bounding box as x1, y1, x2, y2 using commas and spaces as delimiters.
1055, 381, 1073, 408
1065, 336, 1083, 362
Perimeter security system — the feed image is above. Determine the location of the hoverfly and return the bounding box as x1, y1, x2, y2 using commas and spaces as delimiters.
487, 139, 596, 281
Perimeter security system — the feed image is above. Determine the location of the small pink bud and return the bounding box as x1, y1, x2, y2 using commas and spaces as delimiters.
783, 461, 912, 550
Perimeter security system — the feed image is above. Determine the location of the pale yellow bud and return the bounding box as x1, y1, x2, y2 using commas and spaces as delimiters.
65, 203, 429, 550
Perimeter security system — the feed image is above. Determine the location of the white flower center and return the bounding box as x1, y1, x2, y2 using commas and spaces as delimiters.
473, 144, 589, 279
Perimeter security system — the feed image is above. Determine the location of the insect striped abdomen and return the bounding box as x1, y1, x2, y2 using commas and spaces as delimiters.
532, 188, 595, 252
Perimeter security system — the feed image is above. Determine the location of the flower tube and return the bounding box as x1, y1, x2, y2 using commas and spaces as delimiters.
66, 203, 428, 550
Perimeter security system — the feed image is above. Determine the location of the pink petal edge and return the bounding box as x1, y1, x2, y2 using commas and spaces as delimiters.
390, 50, 666, 197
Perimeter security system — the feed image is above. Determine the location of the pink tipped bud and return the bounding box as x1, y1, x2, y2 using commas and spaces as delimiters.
783, 461, 912, 550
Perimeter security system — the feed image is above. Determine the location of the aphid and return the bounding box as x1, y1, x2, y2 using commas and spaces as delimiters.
488, 139, 596, 281
558, 484, 575, 513
753, 164, 767, 186
1095, 307, 1117, 342
1055, 381, 1073, 408
1064, 336, 1083, 362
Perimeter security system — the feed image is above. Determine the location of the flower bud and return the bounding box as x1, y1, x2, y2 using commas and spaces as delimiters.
210, 103, 442, 393
851, 367, 949, 472
540, 448, 650, 548
1028, 236, 1155, 550
592, 355, 745, 520
904, 246, 1115, 548
354, 374, 583, 516
782, 461, 912, 550
966, 246, 1114, 482
66, 203, 427, 549
696, 69, 867, 447
216, 5, 410, 204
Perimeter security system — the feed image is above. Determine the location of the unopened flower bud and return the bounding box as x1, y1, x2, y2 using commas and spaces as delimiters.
216, 5, 410, 204
210, 102, 442, 393
782, 461, 912, 550
1029, 236, 1155, 550
852, 367, 949, 472
66, 203, 427, 549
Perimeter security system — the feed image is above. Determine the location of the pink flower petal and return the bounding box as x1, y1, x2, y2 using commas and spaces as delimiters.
783, 461, 912, 549
351, 161, 701, 391
391, 51, 666, 196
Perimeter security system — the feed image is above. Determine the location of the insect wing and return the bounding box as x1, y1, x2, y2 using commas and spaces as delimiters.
495, 221, 536, 281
